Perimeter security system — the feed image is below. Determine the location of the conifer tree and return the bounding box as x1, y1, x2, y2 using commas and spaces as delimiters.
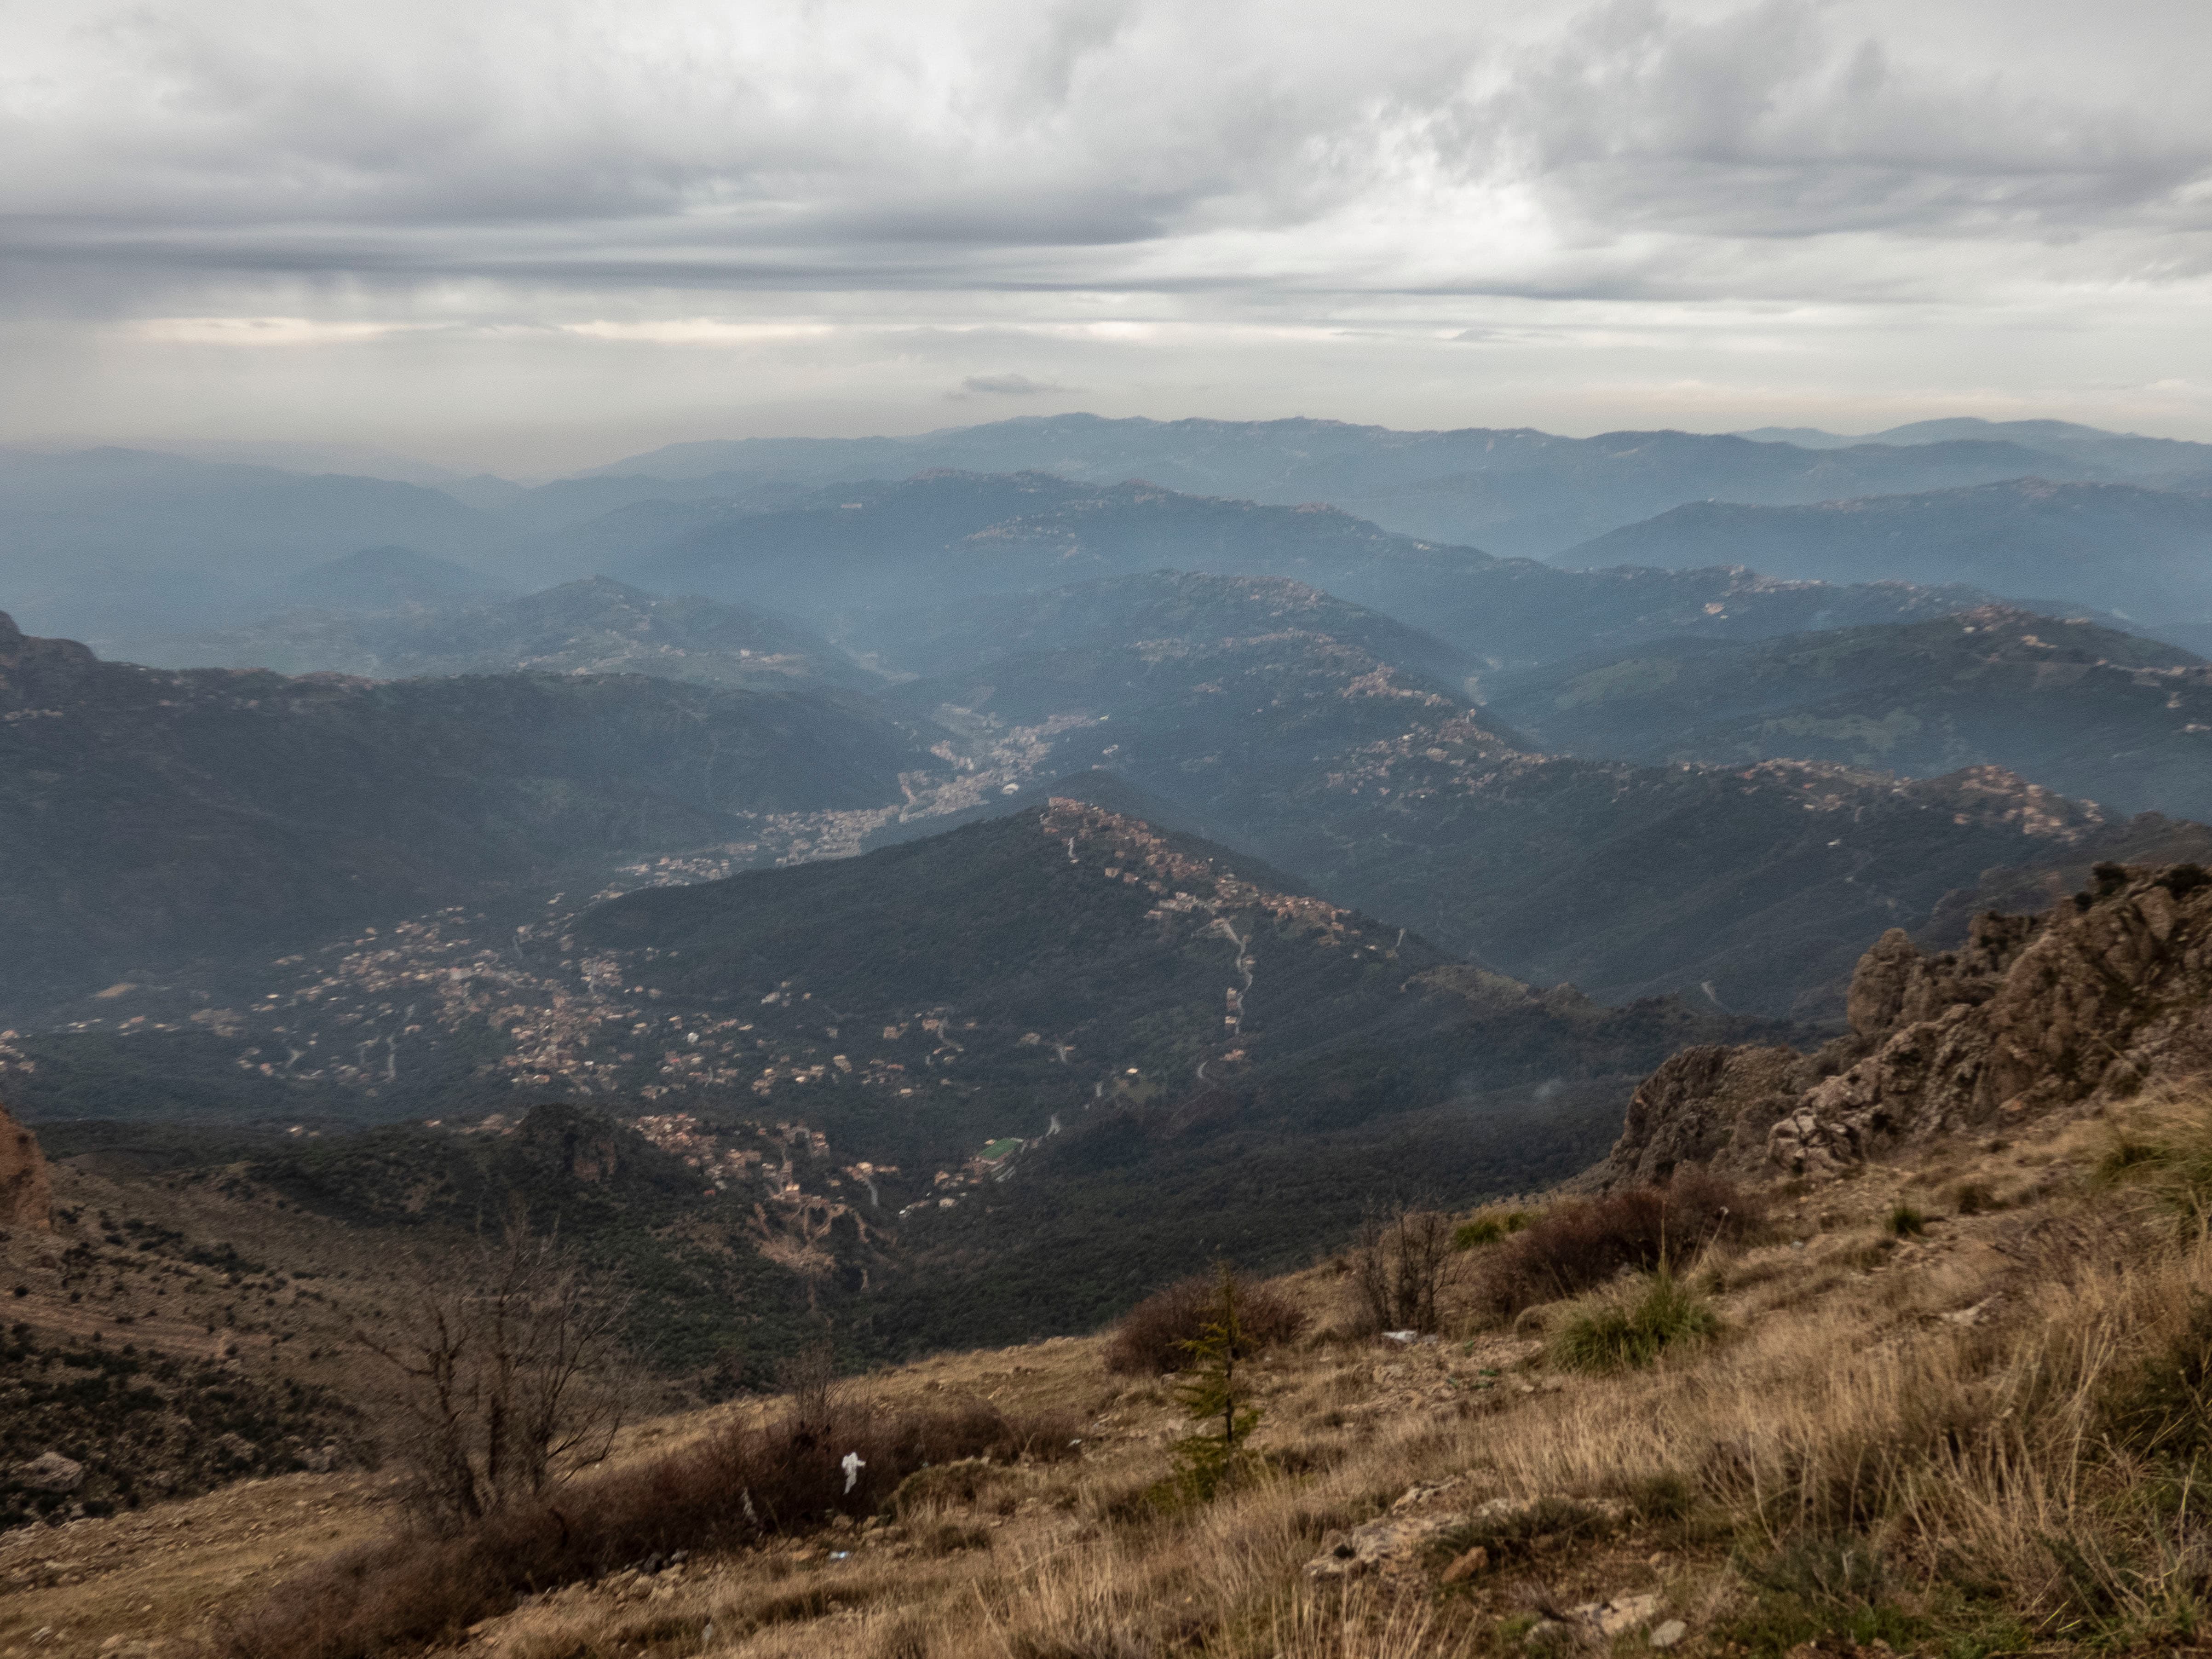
1170, 1261, 1262, 1497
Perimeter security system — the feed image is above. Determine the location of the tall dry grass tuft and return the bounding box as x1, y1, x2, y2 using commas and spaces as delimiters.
1475, 1145, 2212, 1641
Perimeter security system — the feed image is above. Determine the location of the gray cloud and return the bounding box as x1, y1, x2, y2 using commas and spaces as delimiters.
0, 0, 2207, 459
956, 374, 1079, 397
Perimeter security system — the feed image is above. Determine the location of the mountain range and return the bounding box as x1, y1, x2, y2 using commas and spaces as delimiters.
0, 609, 943, 1014
8, 562, 2196, 1031
564, 414, 2118, 556
12, 412, 2207, 655
0, 448, 490, 644
1481, 606, 2212, 821
1559, 479, 2212, 642
1732, 416, 2212, 484
541, 471, 2059, 670
128, 576, 880, 691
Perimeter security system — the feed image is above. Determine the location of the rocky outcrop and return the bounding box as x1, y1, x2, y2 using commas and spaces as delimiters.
1597, 1043, 1804, 1185
1595, 862, 2212, 1182
0, 1101, 53, 1232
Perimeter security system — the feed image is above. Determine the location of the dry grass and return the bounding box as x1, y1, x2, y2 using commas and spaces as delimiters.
37, 1093, 2212, 1659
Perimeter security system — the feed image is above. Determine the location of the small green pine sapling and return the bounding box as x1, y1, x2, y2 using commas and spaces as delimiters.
1170, 1262, 1263, 1498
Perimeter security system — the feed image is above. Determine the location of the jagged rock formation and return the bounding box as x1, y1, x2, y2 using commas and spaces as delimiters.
1594, 861, 2212, 1183
0, 1101, 53, 1231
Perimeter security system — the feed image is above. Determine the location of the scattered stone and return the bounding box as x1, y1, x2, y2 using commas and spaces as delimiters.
1391, 1475, 1463, 1511
17, 1452, 85, 1493
1567, 1591, 1659, 1636
1649, 1620, 1688, 1650
1302, 1510, 1459, 1580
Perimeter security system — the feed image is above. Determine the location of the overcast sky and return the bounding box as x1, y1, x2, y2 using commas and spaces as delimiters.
5, 0, 2210, 474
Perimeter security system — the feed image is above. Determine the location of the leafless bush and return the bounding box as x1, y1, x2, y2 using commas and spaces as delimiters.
1101, 1270, 1307, 1375
221, 1382, 1080, 1659
1479, 1170, 1765, 1318
1349, 1209, 1466, 1335
353, 1212, 628, 1528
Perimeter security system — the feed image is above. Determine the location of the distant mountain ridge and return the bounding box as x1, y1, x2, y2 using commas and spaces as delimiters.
1734, 417, 2212, 484
853, 585, 2150, 1017
125, 576, 880, 691
0, 448, 491, 644
1557, 479, 2212, 637
0, 610, 944, 1014
530, 471, 2057, 671
5, 413, 2182, 652
564, 412, 2101, 557
1482, 606, 2212, 821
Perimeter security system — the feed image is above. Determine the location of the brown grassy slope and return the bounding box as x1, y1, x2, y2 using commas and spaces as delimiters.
25, 1084, 2212, 1659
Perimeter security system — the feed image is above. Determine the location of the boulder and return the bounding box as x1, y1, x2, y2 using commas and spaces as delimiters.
0, 1100, 52, 1232
17, 1451, 85, 1492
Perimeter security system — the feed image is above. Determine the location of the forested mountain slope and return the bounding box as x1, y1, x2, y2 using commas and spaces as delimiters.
1559, 479, 2212, 635
130, 576, 878, 691
0, 611, 942, 1014
1482, 607, 2212, 820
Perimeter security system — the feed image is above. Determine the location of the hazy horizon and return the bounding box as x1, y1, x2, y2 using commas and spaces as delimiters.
11, 407, 2210, 490
6, 0, 2210, 473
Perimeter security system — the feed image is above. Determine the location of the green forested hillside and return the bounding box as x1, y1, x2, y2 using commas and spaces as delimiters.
1481, 606, 2212, 819
131, 576, 879, 691
0, 611, 943, 1014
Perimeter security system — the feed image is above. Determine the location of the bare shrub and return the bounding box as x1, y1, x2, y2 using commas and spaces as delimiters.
353, 1212, 628, 1528
1479, 1170, 1763, 1318
1102, 1269, 1306, 1375
220, 1385, 1080, 1659
1350, 1209, 1466, 1335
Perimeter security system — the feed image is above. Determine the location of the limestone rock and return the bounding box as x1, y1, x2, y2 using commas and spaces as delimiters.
17, 1451, 85, 1492
0, 1101, 53, 1232
1593, 1043, 1802, 1186
1567, 1593, 1659, 1636
1302, 1510, 1460, 1579
1598, 864, 2212, 1180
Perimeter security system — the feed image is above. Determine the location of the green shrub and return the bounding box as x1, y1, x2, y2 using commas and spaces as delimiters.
1168, 1265, 1264, 1501
1550, 1268, 1720, 1373
1884, 1202, 1927, 1238
1452, 1211, 1528, 1251
1721, 1534, 1936, 1657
